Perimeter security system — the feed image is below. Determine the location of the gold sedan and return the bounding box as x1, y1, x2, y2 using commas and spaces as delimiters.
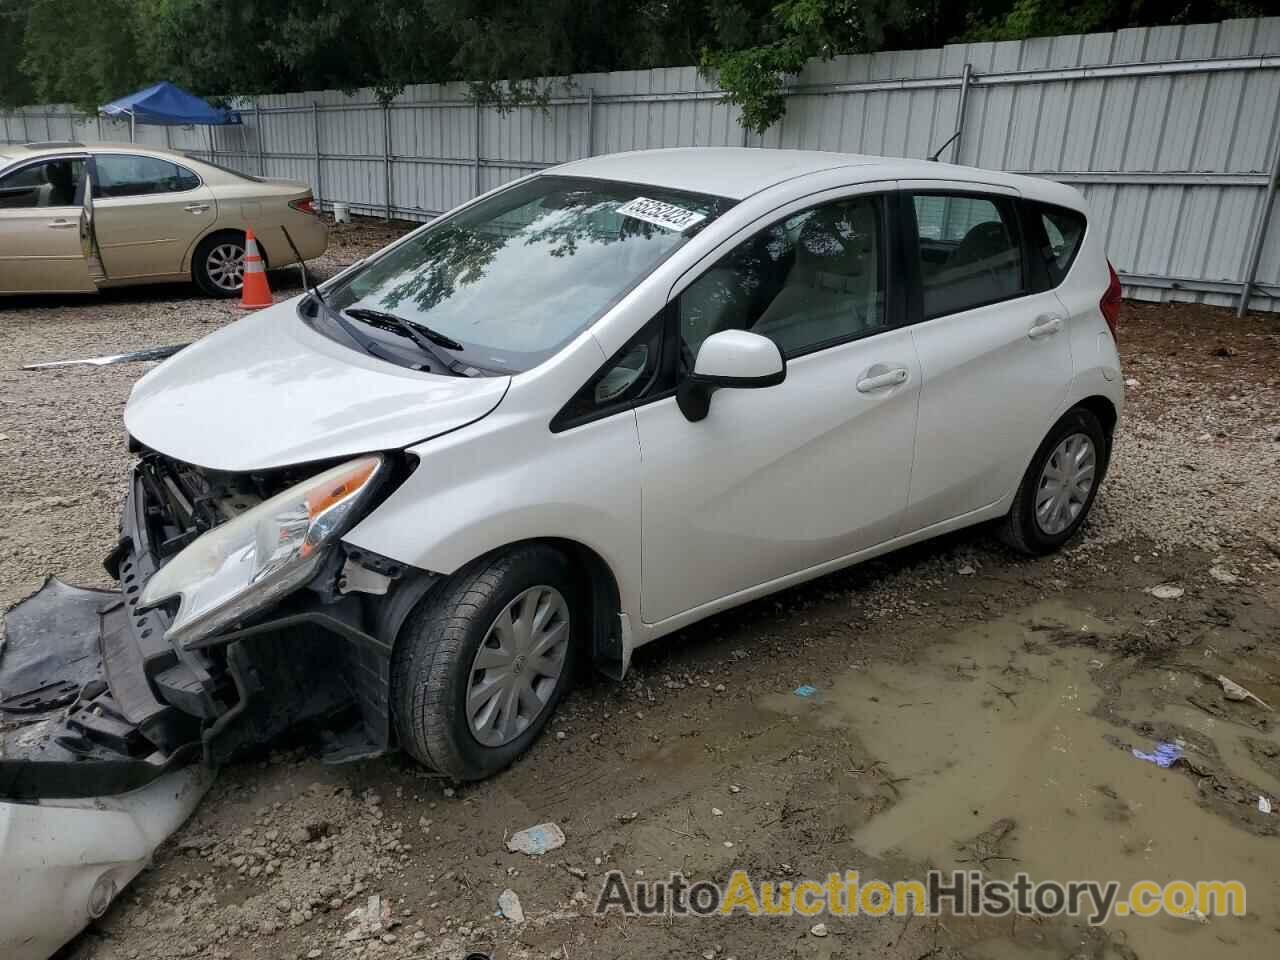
0, 141, 329, 298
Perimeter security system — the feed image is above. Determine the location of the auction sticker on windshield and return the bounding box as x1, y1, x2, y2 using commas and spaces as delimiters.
616, 197, 707, 233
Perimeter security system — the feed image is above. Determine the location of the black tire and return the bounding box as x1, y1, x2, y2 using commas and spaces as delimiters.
999, 406, 1110, 555
192, 231, 255, 299
391, 544, 580, 780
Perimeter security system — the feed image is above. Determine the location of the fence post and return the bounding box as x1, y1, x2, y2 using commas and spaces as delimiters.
585, 88, 595, 157
255, 99, 265, 176
383, 101, 393, 221
473, 100, 482, 197
951, 63, 972, 164
165, 125, 172, 149
313, 102, 323, 211
20, 110, 29, 142
2, 113, 9, 144
1237, 127, 1280, 317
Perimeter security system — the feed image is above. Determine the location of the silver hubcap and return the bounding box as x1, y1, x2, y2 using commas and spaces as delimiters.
206, 243, 245, 291
466, 586, 570, 747
1035, 432, 1096, 535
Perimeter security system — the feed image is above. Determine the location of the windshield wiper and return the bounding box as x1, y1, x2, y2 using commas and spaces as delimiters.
311, 298, 392, 362
345, 308, 465, 351
343, 307, 471, 377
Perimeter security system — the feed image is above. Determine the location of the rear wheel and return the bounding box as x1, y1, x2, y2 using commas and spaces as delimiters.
193, 232, 253, 298
391, 544, 579, 780
1000, 407, 1109, 555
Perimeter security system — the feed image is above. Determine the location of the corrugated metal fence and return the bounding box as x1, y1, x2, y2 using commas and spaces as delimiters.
4, 16, 1280, 312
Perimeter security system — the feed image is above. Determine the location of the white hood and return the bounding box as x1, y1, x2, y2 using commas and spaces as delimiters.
124, 298, 510, 472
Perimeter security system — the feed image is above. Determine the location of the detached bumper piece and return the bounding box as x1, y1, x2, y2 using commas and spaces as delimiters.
0, 765, 212, 960
0, 578, 203, 801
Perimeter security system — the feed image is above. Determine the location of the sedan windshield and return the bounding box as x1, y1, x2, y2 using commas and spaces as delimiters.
324, 176, 734, 372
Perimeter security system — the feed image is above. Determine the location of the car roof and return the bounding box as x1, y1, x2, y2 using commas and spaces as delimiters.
3, 141, 192, 162
553, 147, 1081, 208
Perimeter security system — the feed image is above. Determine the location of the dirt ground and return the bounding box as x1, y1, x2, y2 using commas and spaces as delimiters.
2, 218, 1279, 960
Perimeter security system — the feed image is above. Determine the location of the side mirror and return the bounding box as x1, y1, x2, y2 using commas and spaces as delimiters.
677, 330, 786, 422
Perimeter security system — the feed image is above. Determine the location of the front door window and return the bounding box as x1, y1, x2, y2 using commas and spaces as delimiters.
0, 157, 85, 209
676, 195, 887, 361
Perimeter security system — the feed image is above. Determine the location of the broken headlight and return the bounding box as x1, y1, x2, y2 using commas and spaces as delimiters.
140, 455, 384, 648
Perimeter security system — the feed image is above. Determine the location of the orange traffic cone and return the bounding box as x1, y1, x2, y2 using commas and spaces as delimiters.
239, 229, 273, 310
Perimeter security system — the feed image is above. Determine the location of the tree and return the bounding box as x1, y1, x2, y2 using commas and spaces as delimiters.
1, 0, 1273, 128
20, 0, 156, 110
699, 0, 920, 134
0, 1, 35, 109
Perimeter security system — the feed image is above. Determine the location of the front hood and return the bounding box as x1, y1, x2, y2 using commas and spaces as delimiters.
124, 298, 510, 472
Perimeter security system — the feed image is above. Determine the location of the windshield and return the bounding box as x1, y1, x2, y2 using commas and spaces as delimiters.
323, 175, 734, 372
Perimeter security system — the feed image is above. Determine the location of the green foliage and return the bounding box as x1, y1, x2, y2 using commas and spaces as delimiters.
0, 0, 1273, 130
20, 0, 158, 111
701, 0, 918, 133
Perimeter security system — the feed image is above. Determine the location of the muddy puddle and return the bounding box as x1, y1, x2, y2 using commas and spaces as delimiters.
761, 599, 1280, 959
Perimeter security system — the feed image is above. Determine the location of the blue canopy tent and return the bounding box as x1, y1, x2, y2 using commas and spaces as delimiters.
99, 82, 241, 142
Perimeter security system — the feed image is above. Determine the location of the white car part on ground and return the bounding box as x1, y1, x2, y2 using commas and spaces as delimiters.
0, 764, 213, 960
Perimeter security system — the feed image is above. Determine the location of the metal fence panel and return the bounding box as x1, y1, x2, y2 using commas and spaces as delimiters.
3, 16, 1279, 310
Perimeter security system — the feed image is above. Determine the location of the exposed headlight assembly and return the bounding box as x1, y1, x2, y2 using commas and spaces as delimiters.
140, 455, 384, 649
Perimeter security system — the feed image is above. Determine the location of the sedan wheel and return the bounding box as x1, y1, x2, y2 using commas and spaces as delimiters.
205, 242, 245, 293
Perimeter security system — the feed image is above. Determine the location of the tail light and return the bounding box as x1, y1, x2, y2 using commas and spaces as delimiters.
1100, 260, 1122, 340
289, 196, 317, 216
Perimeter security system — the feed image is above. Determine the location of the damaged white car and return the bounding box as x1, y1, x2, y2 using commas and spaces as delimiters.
1, 149, 1123, 888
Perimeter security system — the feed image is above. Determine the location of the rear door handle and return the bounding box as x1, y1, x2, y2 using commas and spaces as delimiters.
856, 366, 909, 393
1028, 315, 1064, 339
48, 219, 76, 229
184, 203, 210, 214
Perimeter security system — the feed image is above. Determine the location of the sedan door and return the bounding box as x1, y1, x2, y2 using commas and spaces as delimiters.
0, 154, 95, 294
91, 153, 216, 279
899, 183, 1075, 533
635, 188, 921, 626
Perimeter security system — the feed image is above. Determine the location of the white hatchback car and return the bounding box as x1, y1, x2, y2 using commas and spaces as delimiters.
1, 148, 1123, 798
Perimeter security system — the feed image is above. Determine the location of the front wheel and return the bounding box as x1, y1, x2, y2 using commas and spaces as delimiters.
391, 545, 579, 780
1000, 407, 1109, 555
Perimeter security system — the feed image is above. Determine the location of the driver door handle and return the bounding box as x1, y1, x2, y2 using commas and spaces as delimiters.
48, 219, 76, 229
856, 367, 909, 393
1028, 314, 1064, 339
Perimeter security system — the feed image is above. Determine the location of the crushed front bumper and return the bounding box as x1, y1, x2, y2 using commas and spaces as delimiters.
1, 465, 409, 804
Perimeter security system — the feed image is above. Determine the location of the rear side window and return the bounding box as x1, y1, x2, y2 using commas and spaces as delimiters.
910, 193, 1025, 319
1029, 202, 1086, 286
94, 155, 200, 198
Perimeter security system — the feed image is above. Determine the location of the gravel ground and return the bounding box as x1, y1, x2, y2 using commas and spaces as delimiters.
1, 219, 1278, 960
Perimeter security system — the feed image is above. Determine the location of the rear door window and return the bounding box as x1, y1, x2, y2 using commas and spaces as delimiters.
1027, 202, 1086, 287
94, 155, 201, 198
909, 193, 1025, 319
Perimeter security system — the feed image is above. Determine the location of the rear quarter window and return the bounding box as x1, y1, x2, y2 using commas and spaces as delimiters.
1028, 202, 1086, 287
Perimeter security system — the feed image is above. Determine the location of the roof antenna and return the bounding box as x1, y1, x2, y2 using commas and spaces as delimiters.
928, 130, 960, 163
